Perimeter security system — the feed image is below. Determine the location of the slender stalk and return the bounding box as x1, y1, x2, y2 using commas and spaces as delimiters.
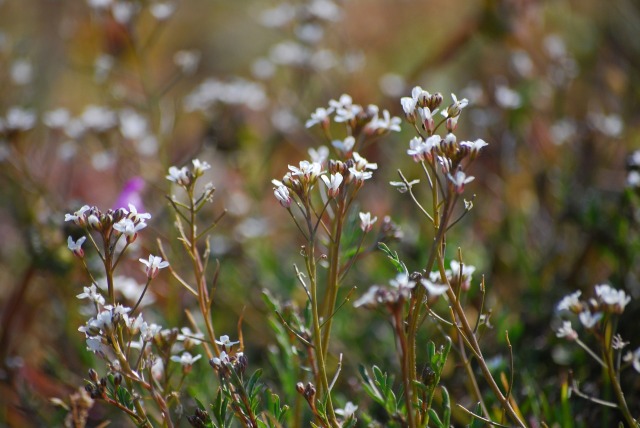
394, 306, 415, 428
602, 322, 637, 427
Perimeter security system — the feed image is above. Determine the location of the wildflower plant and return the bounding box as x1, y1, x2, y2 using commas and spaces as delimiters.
555, 284, 639, 427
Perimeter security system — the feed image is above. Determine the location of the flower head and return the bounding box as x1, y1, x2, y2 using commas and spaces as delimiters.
139, 255, 170, 279
68, 236, 87, 258
557, 291, 583, 313
448, 170, 475, 194
321, 172, 343, 198
555, 320, 578, 341
215, 335, 240, 350
359, 211, 377, 233
166, 166, 190, 186
273, 185, 292, 208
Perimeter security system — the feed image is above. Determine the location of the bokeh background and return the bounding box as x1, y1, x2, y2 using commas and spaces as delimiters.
1, 0, 640, 426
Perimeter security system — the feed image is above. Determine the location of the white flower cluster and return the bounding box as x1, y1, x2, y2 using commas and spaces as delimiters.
184, 78, 268, 113
354, 272, 451, 309
65, 204, 151, 246
305, 94, 401, 136
401, 87, 488, 195
86, 0, 176, 24
166, 158, 211, 187
555, 284, 632, 339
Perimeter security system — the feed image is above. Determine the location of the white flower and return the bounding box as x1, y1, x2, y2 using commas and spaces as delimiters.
215, 335, 240, 349
119, 108, 148, 140
461, 139, 489, 158
449, 260, 476, 291
274, 185, 292, 208
139, 255, 169, 279
594, 284, 631, 313
308, 146, 329, 164
67, 236, 86, 257
173, 50, 201, 75
166, 165, 190, 185
349, 168, 373, 184
328, 94, 353, 110
335, 401, 358, 418
76, 284, 106, 305
400, 96, 417, 116
178, 327, 204, 348
421, 278, 449, 296
389, 179, 420, 193
5, 107, 36, 131
448, 170, 475, 194
417, 107, 436, 133
359, 212, 377, 233
288, 160, 322, 183
351, 152, 377, 171
442, 93, 469, 118
321, 173, 343, 198
211, 350, 230, 367
150, 1, 176, 20
366, 109, 401, 134
192, 159, 211, 177
305, 107, 331, 128
578, 310, 602, 329
557, 291, 582, 312
332, 136, 355, 155
555, 320, 578, 341
126, 203, 151, 222
113, 218, 147, 238
389, 273, 415, 290
354, 286, 385, 308
631, 347, 640, 373
43, 108, 70, 129
65, 205, 91, 226
170, 352, 202, 366
81, 105, 117, 132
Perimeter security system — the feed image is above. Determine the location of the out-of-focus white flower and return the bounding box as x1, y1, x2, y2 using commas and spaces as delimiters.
335, 401, 358, 418
422, 278, 449, 296
366, 109, 401, 134
555, 320, 578, 341
5, 107, 36, 131
174, 50, 201, 75
495, 85, 522, 109
305, 107, 331, 128
595, 284, 631, 313
461, 139, 488, 158
150, 1, 176, 20
557, 291, 582, 312
81, 105, 117, 132
119, 108, 147, 140
87, 0, 112, 10
43, 108, 70, 129
170, 352, 201, 366
192, 159, 211, 177
167, 165, 190, 186
210, 350, 230, 367
332, 136, 355, 155
10, 59, 32, 85
630, 347, 640, 373
139, 255, 169, 279
359, 212, 377, 233
308, 146, 329, 165
578, 310, 602, 329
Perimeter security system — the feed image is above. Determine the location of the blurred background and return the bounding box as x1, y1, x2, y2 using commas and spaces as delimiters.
1, 0, 640, 426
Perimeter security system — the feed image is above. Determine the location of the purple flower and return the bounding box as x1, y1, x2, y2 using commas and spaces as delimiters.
114, 177, 145, 211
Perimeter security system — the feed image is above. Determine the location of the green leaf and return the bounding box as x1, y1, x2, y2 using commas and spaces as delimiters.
441, 386, 451, 428
428, 408, 444, 428
377, 242, 407, 273
468, 403, 485, 428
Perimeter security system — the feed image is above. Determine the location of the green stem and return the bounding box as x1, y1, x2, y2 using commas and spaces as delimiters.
602, 321, 637, 427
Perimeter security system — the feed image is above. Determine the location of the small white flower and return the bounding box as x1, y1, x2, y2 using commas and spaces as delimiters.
305, 107, 331, 128
288, 160, 321, 183
43, 108, 70, 129
126, 203, 151, 222
630, 347, 640, 373
400, 96, 417, 116
274, 185, 292, 208
578, 310, 602, 329
150, 1, 176, 20
417, 107, 436, 133
170, 352, 202, 367
166, 165, 190, 185
67, 236, 87, 258
442, 93, 469, 118
351, 152, 377, 171
359, 212, 377, 233
389, 273, 416, 290
5, 107, 36, 131
211, 350, 230, 367
335, 401, 358, 418
557, 291, 582, 312
332, 136, 355, 155
81, 105, 117, 132
192, 158, 211, 177
215, 335, 240, 349
65, 205, 91, 226
421, 278, 449, 296
139, 255, 169, 279
308, 146, 329, 164
555, 320, 578, 341
76, 284, 106, 305
461, 139, 489, 157
321, 173, 343, 198
113, 218, 147, 238
594, 284, 631, 313
448, 170, 475, 194
366, 109, 401, 134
